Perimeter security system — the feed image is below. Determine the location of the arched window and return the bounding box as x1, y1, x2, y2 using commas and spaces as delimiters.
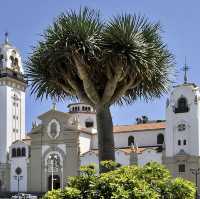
174, 97, 189, 113
47, 153, 61, 173
157, 134, 164, 145
183, 140, 187, 145
178, 140, 181, 146
17, 148, 21, 157
50, 122, 57, 138
28, 146, 31, 157
12, 148, 16, 157
0, 54, 3, 67
10, 56, 14, 66
85, 119, 94, 128
22, 147, 26, 156
178, 164, 185, 172
128, 136, 135, 146
14, 58, 18, 67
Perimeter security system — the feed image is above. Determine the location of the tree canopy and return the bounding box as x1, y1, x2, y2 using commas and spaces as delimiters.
26, 7, 174, 167
26, 7, 174, 106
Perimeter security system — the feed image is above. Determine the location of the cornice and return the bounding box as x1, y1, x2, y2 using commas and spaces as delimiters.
0, 76, 27, 91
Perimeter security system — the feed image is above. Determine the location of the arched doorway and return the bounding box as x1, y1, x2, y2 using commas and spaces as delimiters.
48, 175, 60, 190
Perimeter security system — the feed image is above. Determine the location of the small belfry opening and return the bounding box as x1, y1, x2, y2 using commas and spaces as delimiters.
174, 97, 189, 113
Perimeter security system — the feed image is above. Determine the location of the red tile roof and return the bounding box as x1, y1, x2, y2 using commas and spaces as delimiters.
113, 122, 166, 133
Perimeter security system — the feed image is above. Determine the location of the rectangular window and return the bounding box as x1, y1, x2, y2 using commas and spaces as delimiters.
183, 140, 187, 145
179, 164, 185, 172
178, 140, 181, 145
13, 115, 18, 120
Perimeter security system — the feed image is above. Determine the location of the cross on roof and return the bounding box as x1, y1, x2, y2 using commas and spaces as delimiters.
182, 57, 189, 84
52, 100, 56, 110
4, 32, 9, 44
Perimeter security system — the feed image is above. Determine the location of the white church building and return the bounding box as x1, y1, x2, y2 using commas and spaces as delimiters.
0, 35, 200, 193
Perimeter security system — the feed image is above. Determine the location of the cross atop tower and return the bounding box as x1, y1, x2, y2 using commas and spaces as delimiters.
4, 32, 9, 44
182, 57, 189, 84
52, 100, 57, 110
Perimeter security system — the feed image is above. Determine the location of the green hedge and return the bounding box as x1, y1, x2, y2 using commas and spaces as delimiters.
43, 162, 195, 199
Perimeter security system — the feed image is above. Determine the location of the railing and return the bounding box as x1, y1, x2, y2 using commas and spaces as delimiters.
0, 68, 26, 83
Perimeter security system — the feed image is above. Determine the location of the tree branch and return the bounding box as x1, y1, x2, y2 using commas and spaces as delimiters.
109, 76, 142, 105
67, 77, 94, 106
101, 58, 127, 105
52, 66, 94, 106
73, 51, 100, 104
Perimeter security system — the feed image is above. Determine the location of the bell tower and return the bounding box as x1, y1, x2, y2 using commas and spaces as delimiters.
164, 64, 200, 183
0, 33, 26, 163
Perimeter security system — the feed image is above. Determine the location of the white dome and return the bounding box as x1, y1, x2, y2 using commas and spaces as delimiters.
0, 33, 24, 74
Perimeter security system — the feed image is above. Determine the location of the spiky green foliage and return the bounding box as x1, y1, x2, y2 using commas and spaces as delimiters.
26, 7, 174, 166
26, 7, 174, 106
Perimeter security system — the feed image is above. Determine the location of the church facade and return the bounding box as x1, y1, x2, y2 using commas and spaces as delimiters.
0, 36, 200, 193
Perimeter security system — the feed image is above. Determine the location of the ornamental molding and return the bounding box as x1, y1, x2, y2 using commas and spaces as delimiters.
47, 119, 61, 140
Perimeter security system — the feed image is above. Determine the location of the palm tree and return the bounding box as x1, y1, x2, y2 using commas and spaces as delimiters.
26, 7, 174, 172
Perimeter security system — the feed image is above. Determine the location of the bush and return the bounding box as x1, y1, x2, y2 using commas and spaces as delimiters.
43, 162, 195, 199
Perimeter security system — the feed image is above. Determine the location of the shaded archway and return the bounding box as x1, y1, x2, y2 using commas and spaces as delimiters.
48, 175, 60, 190
157, 134, 164, 145
128, 136, 135, 146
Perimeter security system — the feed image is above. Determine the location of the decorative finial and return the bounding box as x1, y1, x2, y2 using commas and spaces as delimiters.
4, 32, 9, 44
52, 99, 56, 110
182, 57, 189, 84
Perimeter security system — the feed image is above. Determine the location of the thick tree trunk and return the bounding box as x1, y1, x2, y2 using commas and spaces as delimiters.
96, 106, 115, 172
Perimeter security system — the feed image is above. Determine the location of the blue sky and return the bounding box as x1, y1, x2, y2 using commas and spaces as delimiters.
0, 0, 199, 132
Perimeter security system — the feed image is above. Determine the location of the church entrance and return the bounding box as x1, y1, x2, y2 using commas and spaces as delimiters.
48, 175, 60, 190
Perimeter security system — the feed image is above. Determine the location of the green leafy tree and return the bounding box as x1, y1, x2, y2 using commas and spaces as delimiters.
43, 162, 195, 199
26, 7, 174, 171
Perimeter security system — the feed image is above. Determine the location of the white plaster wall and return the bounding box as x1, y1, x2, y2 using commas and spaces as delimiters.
0, 83, 26, 164
7, 87, 26, 150
165, 85, 200, 157
138, 150, 162, 166
173, 121, 190, 154
80, 152, 99, 167
10, 157, 28, 192
79, 133, 92, 154
10, 142, 28, 192
0, 85, 7, 163
115, 150, 130, 166
91, 130, 165, 149
81, 150, 130, 168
